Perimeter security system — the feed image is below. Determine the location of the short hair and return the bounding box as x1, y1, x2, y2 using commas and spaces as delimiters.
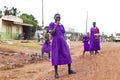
54, 13, 60, 19
44, 26, 48, 29
93, 22, 96, 24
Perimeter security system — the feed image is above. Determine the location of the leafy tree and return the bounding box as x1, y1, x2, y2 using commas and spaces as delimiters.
1, 6, 41, 38
107, 33, 114, 42
2, 6, 20, 16
20, 13, 41, 37
10, 7, 20, 16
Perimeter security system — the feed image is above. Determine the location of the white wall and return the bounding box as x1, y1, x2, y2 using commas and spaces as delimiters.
12, 25, 22, 34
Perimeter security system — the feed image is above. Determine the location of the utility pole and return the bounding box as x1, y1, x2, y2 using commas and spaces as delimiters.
42, 0, 44, 28
86, 11, 88, 34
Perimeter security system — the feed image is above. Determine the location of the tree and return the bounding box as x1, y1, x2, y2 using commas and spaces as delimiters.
20, 13, 41, 37
10, 7, 20, 16
0, 6, 41, 38
2, 6, 20, 16
108, 33, 114, 42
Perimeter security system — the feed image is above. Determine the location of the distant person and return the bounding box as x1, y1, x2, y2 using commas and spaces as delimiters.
66, 37, 70, 48
37, 33, 40, 42
89, 22, 100, 55
49, 13, 76, 78
18, 33, 25, 40
101, 33, 106, 42
82, 33, 90, 56
41, 26, 51, 59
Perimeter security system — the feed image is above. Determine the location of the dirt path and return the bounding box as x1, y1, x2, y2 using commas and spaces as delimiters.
0, 42, 120, 80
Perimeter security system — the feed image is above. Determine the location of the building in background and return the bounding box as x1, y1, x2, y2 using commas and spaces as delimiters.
65, 27, 82, 41
0, 15, 33, 40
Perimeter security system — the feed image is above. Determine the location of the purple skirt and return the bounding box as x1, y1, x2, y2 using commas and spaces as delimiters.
42, 43, 51, 53
84, 42, 90, 52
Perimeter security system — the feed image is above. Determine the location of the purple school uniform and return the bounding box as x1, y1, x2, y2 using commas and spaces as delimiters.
89, 27, 100, 51
42, 43, 51, 53
83, 35, 89, 52
49, 22, 72, 66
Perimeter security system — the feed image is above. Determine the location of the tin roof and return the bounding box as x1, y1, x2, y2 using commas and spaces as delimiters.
1, 15, 33, 27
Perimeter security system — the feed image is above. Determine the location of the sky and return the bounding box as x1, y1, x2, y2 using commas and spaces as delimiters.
0, 0, 120, 35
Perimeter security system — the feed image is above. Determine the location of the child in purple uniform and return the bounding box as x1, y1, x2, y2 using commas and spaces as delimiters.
49, 13, 76, 78
83, 33, 90, 56
41, 26, 51, 59
89, 22, 100, 55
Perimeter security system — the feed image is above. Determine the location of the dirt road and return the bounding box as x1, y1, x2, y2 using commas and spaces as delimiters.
0, 41, 120, 80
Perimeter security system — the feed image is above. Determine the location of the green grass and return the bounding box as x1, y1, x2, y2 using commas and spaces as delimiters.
1, 40, 42, 50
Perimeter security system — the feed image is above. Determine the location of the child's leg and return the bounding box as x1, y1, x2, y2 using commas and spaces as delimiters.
42, 52, 44, 58
68, 64, 76, 74
48, 52, 50, 59
54, 65, 59, 78
95, 50, 99, 55
83, 51, 85, 56
90, 51, 94, 55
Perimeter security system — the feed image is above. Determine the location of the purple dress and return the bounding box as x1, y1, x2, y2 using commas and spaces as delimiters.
49, 22, 72, 66
42, 43, 51, 53
89, 27, 100, 51
42, 33, 51, 54
83, 35, 89, 52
